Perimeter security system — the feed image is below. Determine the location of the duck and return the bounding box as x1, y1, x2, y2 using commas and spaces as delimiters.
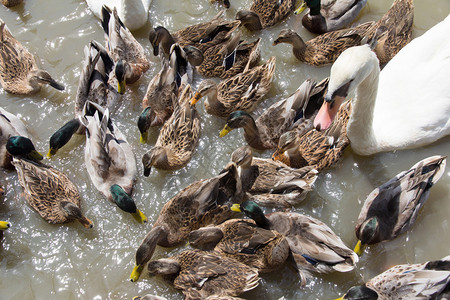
225, 145, 318, 208
236, 0, 296, 31
353, 155, 446, 256
0, 20, 64, 94
294, 0, 368, 34
313, 15, 450, 155
0, 107, 30, 169
85, 0, 152, 31
189, 218, 291, 273
272, 99, 351, 171
47, 41, 121, 158
148, 10, 240, 57
210, 0, 230, 9
79, 102, 147, 224
2, 0, 23, 7
231, 200, 358, 284
6, 136, 93, 228
141, 83, 201, 175
190, 56, 275, 117
336, 255, 450, 299
272, 21, 374, 66
218, 78, 328, 150
129, 163, 243, 282
146, 250, 260, 299
100, 5, 150, 91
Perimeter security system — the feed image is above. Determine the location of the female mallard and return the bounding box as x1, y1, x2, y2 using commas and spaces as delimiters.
142, 84, 201, 175
189, 218, 291, 273
0, 20, 64, 94
232, 200, 358, 284
100, 5, 150, 92
272, 99, 351, 171
353, 155, 446, 256
236, 0, 296, 31
6, 136, 93, 228
218, 78, 328, 150
0, 107, 30, 169
225, 145, 318, 208
294, 0, 368, 34
272, 22, 374, 66
129, 164, 243, 282
147, 250, 260, 299
190, 56, 275, 117
47, 41, 121, 157
79, 102, 147, 224
336, 255, 450, 299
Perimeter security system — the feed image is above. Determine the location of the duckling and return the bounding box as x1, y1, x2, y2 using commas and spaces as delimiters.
79, 102, 146, 224
336, 255, 450, 299
354, 155, 447, 256
0, 20, 64, 94
7, 136, 93, 228
129, 163, 243, 282
0, 107, 30, 169
232, 200, 358, 284
190, 56, 275, 117
236, 0, 296, 31
218, 78, 328, 150
147, 250, 260, 299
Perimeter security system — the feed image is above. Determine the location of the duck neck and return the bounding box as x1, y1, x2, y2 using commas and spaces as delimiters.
290, 35, 307, 61
347, 61, 380, 155
241, 118, 265, 149
308, 0, 322, 15
204, 88, 226, 115
253, 212, 271, 230
241, 12, 263, 31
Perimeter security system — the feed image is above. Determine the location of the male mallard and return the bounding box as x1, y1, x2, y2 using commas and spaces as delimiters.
353, 155, 446, 256
219, 78, 328, 150
100, 5, 150, 93
48, 41, 121, 157
189, 218, 291, 273
0, 20, 64, 94
129, 164, 243, 282
232, 200, 358, 284
272, 22, 374, 66
79, 102, 146, 224
336, 255, 450, 299
0, 107, 30, 169
225, 145, 318, 208
236, 0, 296, 31
6, 136, 93, 228
142, 84, 201, 176
294, 0, 368, 34
190, 56, 275, 117
147, 250, 260, 299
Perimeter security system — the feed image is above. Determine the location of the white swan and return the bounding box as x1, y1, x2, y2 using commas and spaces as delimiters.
85, 0, 152, 31
314, 14, 450, 156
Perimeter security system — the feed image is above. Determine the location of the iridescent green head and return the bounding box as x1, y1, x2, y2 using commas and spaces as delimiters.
6, 136, 43, 161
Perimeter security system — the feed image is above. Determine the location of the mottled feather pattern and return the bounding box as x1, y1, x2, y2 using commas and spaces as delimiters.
250, 0, 296, 28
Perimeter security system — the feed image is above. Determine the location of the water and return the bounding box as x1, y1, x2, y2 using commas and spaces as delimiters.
0, 1, 449, 299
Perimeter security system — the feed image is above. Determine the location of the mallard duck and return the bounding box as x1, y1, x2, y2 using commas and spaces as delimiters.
147, 250, 260, 299
129, 164, 243, 282
232, 200, 358, 284
78, 102, 146, 224
218, 78, 328, 150
100, 5, 150, 92
336, 255, 450, 299
236, 0, 296, 31
142, 84, 201, 175
47, 41, 121, 157
6, 136, 93, 228
210, 0, 230, 9
272, 21, 374, 66
0, 107, 30, 169
189, 218, 291, 273
190, 56, 275, 117
148, 10, 240, 57
85, 0, 152, 31
272, 99, 351, 171
2, 0, 23, 7
353, 155, 447, 256
294, 0, 368, 34
225, 145, 318, 208
0, 20, 64, 94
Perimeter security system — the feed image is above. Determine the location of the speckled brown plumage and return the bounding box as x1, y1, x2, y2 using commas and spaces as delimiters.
237, 0, 296, 30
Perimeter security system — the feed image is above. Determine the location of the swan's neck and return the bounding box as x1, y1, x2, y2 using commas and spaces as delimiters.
347, 62, 380, 155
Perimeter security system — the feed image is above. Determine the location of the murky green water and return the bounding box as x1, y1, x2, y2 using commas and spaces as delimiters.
0, 0, 449, 299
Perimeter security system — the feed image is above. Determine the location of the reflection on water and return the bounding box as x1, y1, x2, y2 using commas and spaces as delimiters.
1, 1, 449, 299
